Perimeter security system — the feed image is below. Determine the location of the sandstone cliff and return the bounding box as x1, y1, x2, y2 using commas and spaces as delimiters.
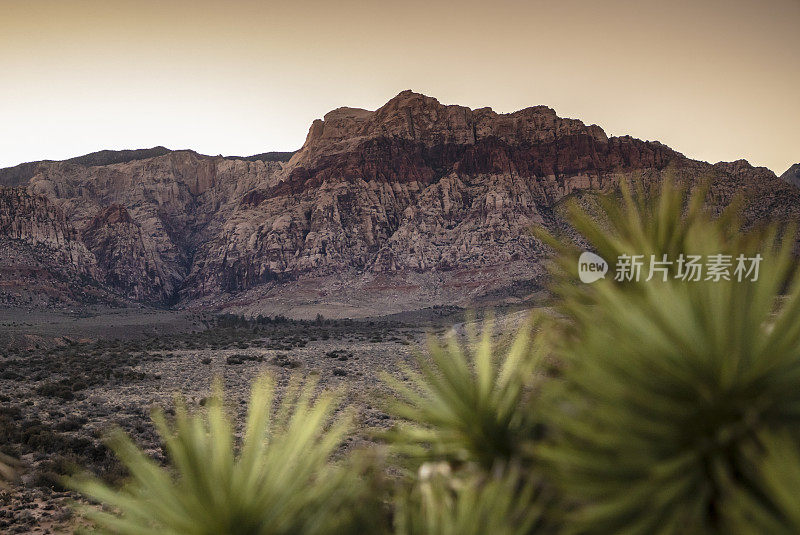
0, 187, 109, 307
1, 91, 797, 316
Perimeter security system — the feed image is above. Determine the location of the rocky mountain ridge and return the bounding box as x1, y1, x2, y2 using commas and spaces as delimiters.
781, 163, 800, 188
1, 91, 797, 316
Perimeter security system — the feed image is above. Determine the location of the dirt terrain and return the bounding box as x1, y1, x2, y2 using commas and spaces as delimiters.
0, 306, 490, 533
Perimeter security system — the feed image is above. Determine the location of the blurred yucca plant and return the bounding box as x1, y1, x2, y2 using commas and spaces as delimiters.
72, 374, 386, 535
383, 317, 543, 470
0, 452, 20, 487
726, 433, 800, 534
393, 462, 544, 535
536, 175, 744, 311
538, 178, 800, 533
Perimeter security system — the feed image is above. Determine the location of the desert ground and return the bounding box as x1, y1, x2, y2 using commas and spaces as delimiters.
0, 305, 530, 533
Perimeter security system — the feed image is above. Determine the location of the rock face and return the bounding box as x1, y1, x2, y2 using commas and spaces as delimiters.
0, 187, 107, 307
781, 163, 800, 188
8, 151, 286, 305
80, 204, 165, 302
1, 91, 798, 315
186, 92, 675, 299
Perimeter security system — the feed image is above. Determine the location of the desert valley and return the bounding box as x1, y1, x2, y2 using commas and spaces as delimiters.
1, 89, 799, 533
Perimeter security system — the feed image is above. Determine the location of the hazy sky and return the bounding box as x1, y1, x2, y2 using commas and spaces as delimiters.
1, 0, 798, 173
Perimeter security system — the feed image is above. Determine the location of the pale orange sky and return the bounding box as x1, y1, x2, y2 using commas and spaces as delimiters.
1, 0, 798, 173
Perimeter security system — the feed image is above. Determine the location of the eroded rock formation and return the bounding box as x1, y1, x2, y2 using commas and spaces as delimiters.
1, 91, 797, 315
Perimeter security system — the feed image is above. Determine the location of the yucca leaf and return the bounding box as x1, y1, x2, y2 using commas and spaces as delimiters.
394, 463, 545, 535
72, 372, 386, 534
382, 316, 544, 469
537, 177, 800, 534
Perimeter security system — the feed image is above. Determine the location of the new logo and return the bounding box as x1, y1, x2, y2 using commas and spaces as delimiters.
578, 251, 608, 283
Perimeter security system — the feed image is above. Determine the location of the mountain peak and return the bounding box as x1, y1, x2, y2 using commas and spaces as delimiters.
289, 90, 607, 169
3, 92, 795, 315
381, 89, 441, 109
781, 163, 800, 188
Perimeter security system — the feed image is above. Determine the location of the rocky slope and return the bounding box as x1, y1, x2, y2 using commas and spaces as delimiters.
0, 187, 109, 307
1, 91, 797, 315
5, 151, 287, 305
781, 163, 800, 188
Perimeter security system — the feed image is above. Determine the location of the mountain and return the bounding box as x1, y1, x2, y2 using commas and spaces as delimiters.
781, 163, 800, 188
0, 187, 112, 307
1, 91, 798, 317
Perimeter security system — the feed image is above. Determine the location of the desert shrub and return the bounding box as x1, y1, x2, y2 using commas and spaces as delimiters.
31, 468, 69, 491
54, 416, 87, 432
0, 407, 115, 487
393, 463, 545, 535
35, 380, 74, 400
226, 355, 244, 365
271, 353, 301, 369
226, 353, 263, 365
383, 318, 544, 470
537, 179, 800, 533
72, 374, 387, 534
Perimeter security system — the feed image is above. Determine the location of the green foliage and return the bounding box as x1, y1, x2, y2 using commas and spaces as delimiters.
393, 463, 544, 535
566, 178, 741, 262
538, 180, 800, 533
383, 318, 543, 469
383, 317, 551, 534
536, 177, 747, 311
726, 433, 800, 534
72, 374, 385, 535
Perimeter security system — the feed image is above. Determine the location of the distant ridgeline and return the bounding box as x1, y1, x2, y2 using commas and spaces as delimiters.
0, 90, 797, 314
